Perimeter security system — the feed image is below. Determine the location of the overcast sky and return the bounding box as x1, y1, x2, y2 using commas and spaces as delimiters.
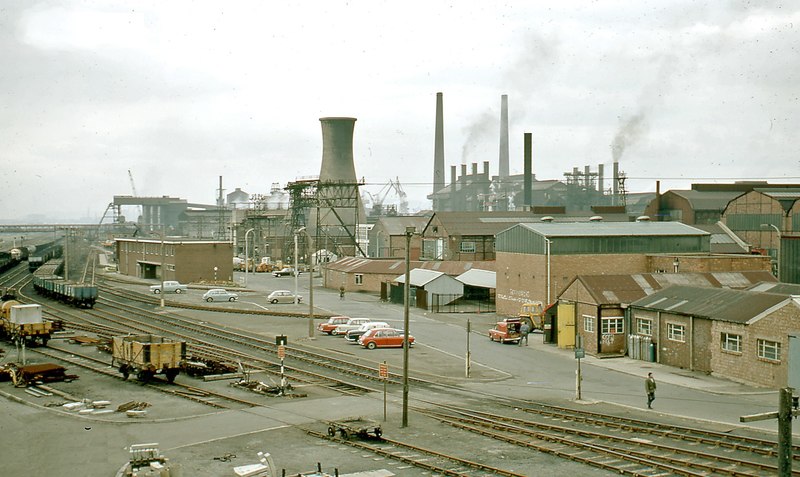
2, 1, 798, 221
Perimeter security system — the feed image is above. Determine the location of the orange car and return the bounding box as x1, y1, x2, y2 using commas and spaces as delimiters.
317, 316, 351, 335
358, 328, 414, 349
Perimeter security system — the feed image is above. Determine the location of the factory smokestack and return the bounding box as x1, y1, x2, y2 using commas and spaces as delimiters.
612, 160, 619, 206
598, 163, 604, 195
433, 92, 445, 194
523, 133, 532, 208
499, 94, 509, 179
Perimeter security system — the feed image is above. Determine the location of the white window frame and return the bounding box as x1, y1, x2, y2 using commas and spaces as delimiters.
637, 318, 652, 336
355, 274, 363, 285
758, 339, 781, 362
667, 323, 685, 342
601, 317, 624, 334
721, 333, 742, 353
583, 315, 594, 333
460, 241, 476, 253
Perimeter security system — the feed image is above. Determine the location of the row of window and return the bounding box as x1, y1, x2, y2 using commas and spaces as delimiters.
585, 317, 783, 363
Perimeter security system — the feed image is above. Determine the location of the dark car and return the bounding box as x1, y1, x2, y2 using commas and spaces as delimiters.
344, 321, 390, 342
272, 267, 295, 277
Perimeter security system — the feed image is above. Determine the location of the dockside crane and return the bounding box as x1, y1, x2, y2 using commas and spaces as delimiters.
127, 169, 143, 223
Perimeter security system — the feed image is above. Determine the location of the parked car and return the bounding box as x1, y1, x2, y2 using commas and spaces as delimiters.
331, 317, 371, 336
267, 290, 302, 304
317, 316, 351, 335
345, 321, 390, 342
149, 281, 188, 294
272, 267, 295, 277
358, 328, 414, 349
488, 318, 521, 344
202, 289, 238, 302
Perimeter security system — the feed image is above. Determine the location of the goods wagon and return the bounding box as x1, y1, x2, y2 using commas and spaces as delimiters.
0, 300, 52, 346
112, 334, 186, 383
32, 259, 97, 308
0, 251, 19, 274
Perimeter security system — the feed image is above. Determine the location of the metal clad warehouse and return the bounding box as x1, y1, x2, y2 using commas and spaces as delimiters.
494, 221, 711, 316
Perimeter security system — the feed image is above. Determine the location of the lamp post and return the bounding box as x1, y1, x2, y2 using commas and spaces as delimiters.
295, 226, 315, 338
159, 230, 165, 308
761, 223, 782, 282
402, 226, 415, 428
244, 228, 255, 287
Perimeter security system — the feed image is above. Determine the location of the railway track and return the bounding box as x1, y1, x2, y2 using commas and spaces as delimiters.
304, 428, 526, 477
30, 345, 263, 410
419, 402, 793, 477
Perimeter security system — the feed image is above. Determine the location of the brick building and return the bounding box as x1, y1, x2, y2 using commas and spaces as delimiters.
495, 221, 773, 319
559, 271, 777, 356
115, 238, 233, 284
629, 285, 800, 389
722, 188, 800, 283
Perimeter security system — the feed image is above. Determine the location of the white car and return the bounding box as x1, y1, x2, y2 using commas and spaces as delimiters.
150, 281, 188, 294
202, 289, 238, 302
345, 321, 390, 342
267, 290, 302, 304
331, 318, 371, 336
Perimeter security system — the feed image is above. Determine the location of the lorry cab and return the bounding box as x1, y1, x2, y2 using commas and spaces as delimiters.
489, 318, 522, 344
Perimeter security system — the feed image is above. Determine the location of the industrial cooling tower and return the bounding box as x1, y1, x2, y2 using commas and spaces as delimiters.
314, 117, 366, 257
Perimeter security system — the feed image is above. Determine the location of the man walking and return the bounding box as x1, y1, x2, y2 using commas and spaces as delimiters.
645, 372, 656, 409
518, 321, 530, 346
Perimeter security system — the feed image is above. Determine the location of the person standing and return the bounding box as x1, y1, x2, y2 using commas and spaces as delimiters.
518, 321, 530, 346
645, 372, 656, 408
339, 285, 345, 300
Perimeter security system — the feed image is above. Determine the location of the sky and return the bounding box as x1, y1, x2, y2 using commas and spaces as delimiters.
1, 1, 799, 222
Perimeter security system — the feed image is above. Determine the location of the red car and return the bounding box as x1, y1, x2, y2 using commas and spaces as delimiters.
317, 316, 351, 335
358, 328, 415, 349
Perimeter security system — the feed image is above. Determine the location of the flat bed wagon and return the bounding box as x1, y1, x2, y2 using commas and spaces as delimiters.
326, 417, 382, 439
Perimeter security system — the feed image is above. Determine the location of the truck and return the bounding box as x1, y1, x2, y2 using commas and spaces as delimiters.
488, 318, 522, 344
112, 334, 186, 383
518, 301, 545, 331
149, 281, 188, 294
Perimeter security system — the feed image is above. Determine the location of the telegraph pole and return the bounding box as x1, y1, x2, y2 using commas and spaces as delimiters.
740, 387, 795, 476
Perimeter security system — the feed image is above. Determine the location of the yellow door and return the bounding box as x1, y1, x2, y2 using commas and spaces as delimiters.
557, 302, 576, 349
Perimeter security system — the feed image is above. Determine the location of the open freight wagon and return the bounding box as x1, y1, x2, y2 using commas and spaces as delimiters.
112, 334, 186, 383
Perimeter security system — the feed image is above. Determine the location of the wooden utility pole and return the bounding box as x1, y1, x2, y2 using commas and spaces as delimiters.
740, 387, 795, 476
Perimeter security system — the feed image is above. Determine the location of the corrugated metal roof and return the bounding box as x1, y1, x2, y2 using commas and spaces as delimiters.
746, 282, 800, 295
669, 190, 740, 210
395, 268, 445, 286
577, 271, 776, 305
456, 269, 496, 288
515, 221, 709, 237
322, 258, 495, 276
690, 224, 749, 254
754, 188, 800, 200
374, 216, 431, 235
630, 285, 789, 323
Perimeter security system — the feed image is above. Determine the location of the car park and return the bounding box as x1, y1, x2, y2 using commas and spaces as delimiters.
267, 290, 302, 304
344, 321, 390, 342
331, 317, 371, 336
317, 316, 351, 335
149, 281, 188, 294
358, 328, 414, 349
202, 289, 238, 302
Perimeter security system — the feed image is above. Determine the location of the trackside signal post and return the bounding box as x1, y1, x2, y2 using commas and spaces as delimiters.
379, 361, 388, 421
740, 387, 796, 476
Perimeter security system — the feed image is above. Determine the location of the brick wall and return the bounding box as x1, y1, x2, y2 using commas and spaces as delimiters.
496, 251, 648, 316
710, 302, 800, 388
